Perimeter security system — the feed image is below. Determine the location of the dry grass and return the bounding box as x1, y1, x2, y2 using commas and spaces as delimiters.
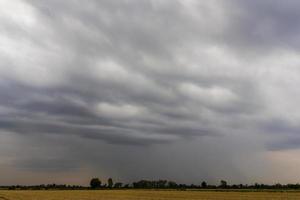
1, 190, 300, 200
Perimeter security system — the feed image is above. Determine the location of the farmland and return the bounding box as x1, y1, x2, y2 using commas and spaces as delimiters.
1, 190, 300, 200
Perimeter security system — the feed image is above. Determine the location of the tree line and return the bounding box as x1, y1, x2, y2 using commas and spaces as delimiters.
2, 178, 300, 190
89, 178, 300, 190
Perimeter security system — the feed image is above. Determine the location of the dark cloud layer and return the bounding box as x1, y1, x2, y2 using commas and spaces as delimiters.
1, 0, 300, 185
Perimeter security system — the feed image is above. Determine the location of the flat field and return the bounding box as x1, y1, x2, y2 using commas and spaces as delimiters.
1, 190, 300, 200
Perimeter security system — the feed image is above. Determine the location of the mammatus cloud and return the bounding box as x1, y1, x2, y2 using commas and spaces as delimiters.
0, 0, 300, 185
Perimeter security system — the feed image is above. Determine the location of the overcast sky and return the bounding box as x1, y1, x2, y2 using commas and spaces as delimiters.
1, 0, 300, 186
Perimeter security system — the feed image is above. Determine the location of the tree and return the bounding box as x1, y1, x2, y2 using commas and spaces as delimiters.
168, 181, 178, 188
90, 178, 101, 189
157, 180, 167, 188
201, 181, 207, 188
114, 182, 123, 188
108, 178, 113, 188
220, 180, 227, 188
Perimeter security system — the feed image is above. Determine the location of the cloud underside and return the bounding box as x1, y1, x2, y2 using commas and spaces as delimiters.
1, 0, 300, 183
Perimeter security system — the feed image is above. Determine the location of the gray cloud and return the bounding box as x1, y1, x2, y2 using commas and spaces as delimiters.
0, 0, 300, 185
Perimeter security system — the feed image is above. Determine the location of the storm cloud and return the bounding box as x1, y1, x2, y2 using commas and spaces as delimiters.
1, 0, 300, 185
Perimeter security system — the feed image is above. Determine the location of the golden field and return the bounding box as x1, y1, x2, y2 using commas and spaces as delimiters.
1, 190, 300, 200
